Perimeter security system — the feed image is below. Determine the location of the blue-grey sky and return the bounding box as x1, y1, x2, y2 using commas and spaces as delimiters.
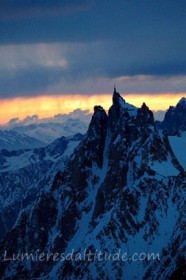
0, 0, 186, 98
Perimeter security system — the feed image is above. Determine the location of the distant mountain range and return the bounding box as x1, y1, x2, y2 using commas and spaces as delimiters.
156, 97, 186, 136
0, 109, 91, 150
0, 130, 46, 150
9, 118, 89, 144
155, 97, 186, 170
153, 110, 166, 121
0, 90, 185, 279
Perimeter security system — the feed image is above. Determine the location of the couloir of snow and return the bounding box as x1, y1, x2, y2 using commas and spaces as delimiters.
151, 157, 180, 176
169, 132, 186, 170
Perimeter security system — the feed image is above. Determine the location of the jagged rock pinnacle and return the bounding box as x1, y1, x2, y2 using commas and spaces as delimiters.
177, 97, 186, 109
93, 105, 106, 114
87, 105, 108, 139
136, 102, 154, 126
108, 87, 126, 123
112, 86, 125, 106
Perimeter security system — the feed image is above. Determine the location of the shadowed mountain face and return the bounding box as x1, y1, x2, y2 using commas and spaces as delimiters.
0, 90, 185, 279
0, 133, 83, 241
156, 97, 186, 136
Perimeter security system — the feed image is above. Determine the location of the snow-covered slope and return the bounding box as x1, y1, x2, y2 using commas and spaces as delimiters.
169, 131, 186, 170
0, 133, 83, 241
0, 90, 185, 279
153, 110, 166, 121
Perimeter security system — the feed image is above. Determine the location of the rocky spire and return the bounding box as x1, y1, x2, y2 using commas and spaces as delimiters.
112, 86, 125, 108
136, 102, 154, 126
177, 97, 186, 110
87, 106, 108, 139
69, 105, 108, 189
109, 86, 125, 124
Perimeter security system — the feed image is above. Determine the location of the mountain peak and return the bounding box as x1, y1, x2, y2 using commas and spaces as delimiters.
141, 102, 148, 109
140, 102, 153, 116
136, 102, 154, 126
156, 96, 186, 135
87, 105, 107, 140
108, 87, 138, 126
112, 86, 125, 107
177, 97, 186, 109
93, 105, 106, 115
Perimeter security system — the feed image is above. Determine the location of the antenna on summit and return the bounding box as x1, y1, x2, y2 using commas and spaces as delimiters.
114, 85, 116, 93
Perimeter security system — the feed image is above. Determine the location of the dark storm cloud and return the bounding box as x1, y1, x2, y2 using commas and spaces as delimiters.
62, 40, 186, 79
0, 0, 92, 19
0, 0, 186, 97
0, 40, 186, 98
1, 0, 185, 44
0, 66, 63, 97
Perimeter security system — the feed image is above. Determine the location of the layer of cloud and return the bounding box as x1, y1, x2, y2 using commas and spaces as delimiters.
1, 0, 185, 45
0, 43, 67, 96
0, 44, 67, 70
0, 0, 92, 19
0, 93, 184, 124
4, 109, 92, 127
0, 42, 186, 98
0, 1, 185, 97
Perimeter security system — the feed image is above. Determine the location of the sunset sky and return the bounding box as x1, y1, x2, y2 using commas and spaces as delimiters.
0, 0, 186, 123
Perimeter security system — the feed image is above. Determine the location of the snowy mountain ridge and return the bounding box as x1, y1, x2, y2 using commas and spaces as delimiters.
156, 96, 186, 136
0, 130, 46, 151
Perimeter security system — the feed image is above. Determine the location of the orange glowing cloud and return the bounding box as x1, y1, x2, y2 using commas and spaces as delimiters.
0, 93, 185, 124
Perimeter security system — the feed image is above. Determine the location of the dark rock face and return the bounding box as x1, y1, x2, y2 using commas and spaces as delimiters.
136, 103, 154, 128
156, 97, 186, 135
69, 105, 108, 189
109, 89, 125, 123
0, 90, 185, 279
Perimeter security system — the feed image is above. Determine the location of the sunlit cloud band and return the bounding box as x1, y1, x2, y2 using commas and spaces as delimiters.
0, 93, 185, 124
